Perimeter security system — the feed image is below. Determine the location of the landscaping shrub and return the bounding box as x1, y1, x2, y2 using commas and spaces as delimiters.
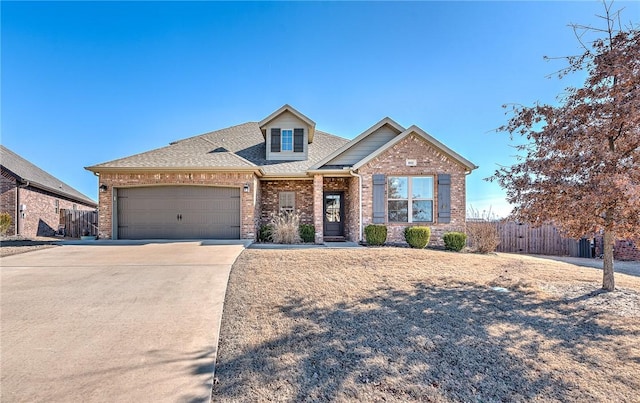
0, 212, 11, 235
404, 226, 431, 249
466, 221, 500, 253
270, 213, 301, 244
298, 224, 315, 243
443, 232, 467, 252
258, 224, 273, 242
364, 224, 387, 246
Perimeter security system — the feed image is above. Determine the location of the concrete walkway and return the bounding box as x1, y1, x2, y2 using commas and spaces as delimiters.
530, 255, 640, 277
1, 241, 246, 402
250, 241, 362, 249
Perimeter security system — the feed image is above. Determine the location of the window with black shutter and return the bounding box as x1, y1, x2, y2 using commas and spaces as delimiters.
271, 128, 281, 153
293, 128, 304, 152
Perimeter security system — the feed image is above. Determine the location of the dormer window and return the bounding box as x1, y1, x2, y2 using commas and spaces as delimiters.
270, 128, 305, 154
260, 105, 314, 161
282, 130, 293, 151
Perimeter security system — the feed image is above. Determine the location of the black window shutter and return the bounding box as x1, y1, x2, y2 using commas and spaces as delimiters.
293, 128, 304, 152
271, 128, 281, 153
437, 174, 451, 223
372, 174, 386, 224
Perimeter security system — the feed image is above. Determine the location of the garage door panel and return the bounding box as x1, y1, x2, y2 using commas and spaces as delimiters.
117, 186, 240, 239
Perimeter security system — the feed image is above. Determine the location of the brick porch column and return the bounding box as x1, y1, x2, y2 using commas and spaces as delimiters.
313, 174, 324, 244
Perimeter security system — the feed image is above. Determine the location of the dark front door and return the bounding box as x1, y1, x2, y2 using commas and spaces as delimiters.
323, 192, 344, 238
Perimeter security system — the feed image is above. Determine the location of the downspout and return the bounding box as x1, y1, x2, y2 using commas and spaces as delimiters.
349, 170, 363, 242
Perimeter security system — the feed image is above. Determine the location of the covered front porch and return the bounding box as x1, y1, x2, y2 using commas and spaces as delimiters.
312, 174, 360, 243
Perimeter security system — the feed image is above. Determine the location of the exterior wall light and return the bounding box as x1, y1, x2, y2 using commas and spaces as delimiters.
243, 184, 250, 193
99, 184, 108, 192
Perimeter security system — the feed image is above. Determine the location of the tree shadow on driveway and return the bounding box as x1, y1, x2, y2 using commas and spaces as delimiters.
213, 281, 637, 401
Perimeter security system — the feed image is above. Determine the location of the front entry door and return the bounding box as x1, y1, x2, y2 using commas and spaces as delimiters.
324, 192, 344, 238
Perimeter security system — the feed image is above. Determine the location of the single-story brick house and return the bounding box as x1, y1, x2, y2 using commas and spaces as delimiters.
1, 145, 97, 237
86, 105, 477, 244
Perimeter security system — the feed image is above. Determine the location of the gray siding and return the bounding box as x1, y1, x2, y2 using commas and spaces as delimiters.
265, 111, 309, 161
326, 124, 399, 166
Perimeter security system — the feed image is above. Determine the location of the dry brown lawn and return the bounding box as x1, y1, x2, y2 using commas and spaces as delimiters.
212, 248, 640, 402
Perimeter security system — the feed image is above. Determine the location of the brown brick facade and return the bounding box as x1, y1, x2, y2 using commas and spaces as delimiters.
260, 180, 314, 225
595, 237, 640, 261
1, 169, 95, 237
357, 133, 468, 245
97, 171, 260, 239
259, 176, 360, 242
1, 172, 18, 235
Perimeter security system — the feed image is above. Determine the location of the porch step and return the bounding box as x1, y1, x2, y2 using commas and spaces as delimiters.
323, 236, 346, 242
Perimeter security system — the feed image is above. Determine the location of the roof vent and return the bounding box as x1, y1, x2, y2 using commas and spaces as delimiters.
210, 147, 228, 153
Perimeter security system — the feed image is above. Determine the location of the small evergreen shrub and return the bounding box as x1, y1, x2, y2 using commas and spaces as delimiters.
270, 213, 301, 244
0, 212, 11, 235
364, 224, 387, 246
443, 232, 467, 252
404, 226, 431, 249
258, 224, 273, 243
299, 224, 315, 243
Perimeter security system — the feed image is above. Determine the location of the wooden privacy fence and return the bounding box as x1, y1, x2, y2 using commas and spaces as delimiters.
493, 221, 581, 257
59, 209, 98, 238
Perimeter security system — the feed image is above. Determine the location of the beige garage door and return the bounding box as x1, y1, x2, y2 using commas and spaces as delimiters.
116, 186, 240, 239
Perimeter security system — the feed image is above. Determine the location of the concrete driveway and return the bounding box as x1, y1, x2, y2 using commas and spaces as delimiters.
1, 240, 248, 403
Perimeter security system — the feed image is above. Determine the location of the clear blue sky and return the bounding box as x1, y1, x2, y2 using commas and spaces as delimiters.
3, 1, 637, 217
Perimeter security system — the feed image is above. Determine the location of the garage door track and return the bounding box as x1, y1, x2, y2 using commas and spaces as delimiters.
1, 241, 247, 402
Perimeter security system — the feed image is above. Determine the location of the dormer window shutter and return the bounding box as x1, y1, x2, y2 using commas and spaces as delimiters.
293, 128, 304, 152
271, 128, 281, 153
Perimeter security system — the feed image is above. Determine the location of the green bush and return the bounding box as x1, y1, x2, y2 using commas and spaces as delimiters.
258, 224, 273, 242
364, 224, 387, 246
404, 226, 431, 249
0, 212, 11, 235
299, 224, 315, 243
443, 232, 467, 252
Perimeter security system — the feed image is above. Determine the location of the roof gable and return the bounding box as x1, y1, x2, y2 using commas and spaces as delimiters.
312, 117, 405, 169
259, 104, 316, 143
352, 125, 478, 173
1, 145, 97, 206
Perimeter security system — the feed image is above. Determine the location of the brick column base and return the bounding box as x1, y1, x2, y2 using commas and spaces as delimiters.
313, 174, 324, 244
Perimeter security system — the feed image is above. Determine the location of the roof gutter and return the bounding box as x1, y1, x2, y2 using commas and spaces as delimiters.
19, 179, 97, 207
305, 169, 353, 177
85, 166, 265, 177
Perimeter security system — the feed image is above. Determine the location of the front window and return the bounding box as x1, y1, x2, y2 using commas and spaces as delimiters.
388, 176, 434, 222
279, 191, 295, 214
281, 129, 293, 151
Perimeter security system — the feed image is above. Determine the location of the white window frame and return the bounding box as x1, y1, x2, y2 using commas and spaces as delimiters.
387, 176, 434, 223
281, 129, 293, 152
279, 191, 295, 214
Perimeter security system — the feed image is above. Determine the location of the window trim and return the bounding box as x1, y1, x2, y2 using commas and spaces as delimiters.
278, 191, 296, 214
387, 175, 434, 223
281, 129, 293, 152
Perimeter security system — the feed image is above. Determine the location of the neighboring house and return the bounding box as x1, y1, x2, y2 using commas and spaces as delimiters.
86, 105, 477, 243
1, 146, 97, 237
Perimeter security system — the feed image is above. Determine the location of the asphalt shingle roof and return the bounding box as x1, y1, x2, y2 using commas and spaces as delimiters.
88, 122, 350, 175
1, 145, 97, 206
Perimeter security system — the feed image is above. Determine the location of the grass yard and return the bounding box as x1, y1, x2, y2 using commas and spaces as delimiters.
212, 248, 640, 402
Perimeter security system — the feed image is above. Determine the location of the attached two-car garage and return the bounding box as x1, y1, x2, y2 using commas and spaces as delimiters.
115, 186, 240, 239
